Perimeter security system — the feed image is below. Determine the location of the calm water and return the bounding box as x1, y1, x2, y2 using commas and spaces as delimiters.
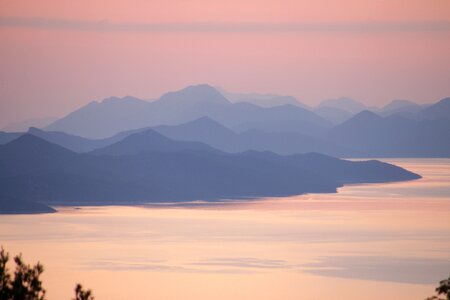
1, 158, 449, 300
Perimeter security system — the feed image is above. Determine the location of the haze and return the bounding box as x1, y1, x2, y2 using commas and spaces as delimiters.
1, 0, 450, 127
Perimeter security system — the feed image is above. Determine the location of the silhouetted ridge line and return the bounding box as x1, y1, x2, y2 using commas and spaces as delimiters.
45, 84, 330, 139
91, 128, 220, 156
0, 134, 420, 213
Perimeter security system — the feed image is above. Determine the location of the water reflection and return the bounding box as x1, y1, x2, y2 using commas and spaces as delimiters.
0, 158, 449, 300
303, 256, 450, 284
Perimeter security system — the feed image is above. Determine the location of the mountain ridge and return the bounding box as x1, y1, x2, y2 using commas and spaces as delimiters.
44, 84, 330, 139
0, 134, 420, 212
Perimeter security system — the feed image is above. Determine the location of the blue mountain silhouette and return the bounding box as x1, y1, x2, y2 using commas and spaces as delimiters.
45, 84, 330, 139
0, 134, 419, 211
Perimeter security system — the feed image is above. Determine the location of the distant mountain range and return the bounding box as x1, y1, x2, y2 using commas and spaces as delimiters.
313, 97, 428, 124
324, 108, 450, 157
153, 117, 353, 156
3, 85, 439, 137
376, 99, 425, 117
418, 97, 450, 120
317, 97, 374, 114
1, 86, 449, 158
0, 133, 420, 213
90, 129, 219, 156
3, 83, 447, 214
45, 84, 329, 139
216, 87, 310, 109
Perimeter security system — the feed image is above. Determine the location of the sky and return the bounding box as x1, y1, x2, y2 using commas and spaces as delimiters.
1, 0, 450, 127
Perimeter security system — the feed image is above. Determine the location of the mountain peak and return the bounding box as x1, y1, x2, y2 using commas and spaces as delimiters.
86, 100, 100, 107
189, 83, 215, 89
1, 134, 74, 156
101, 96, 121, 103
187, 116, 226, 127
436, 97, 450, 105
352, 110, 382, 121
159, 84, 230, 105
321, 97, 360, 105
177, 116, 236, 135
91, 128, 216, 156
101, 95, 146, 105
418, 97, 450, 120
318, 97, 369, 114
382, 99, 418, 110
218, 88, 308, 109
334, 110, 382, 129
8, 133, 51, 146
27, 127, 44, 134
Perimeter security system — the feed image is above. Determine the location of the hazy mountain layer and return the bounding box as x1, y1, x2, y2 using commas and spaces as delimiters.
324, 110, 450, 157
0, 134, 419, 210
2, 86, 449, 158
46, 84, 329, 139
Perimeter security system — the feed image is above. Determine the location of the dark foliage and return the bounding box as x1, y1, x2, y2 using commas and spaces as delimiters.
426, 277, 450, 300
73, 284, 94, 300
0, 247, 93, 300
0, 247, 46, 300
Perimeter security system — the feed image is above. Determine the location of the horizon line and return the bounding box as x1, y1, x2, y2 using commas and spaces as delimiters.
2, 17, 450, 33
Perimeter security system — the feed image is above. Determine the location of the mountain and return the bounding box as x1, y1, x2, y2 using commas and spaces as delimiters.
91, 129, 218, 156
324, 110, 450, 157
2, 127, 142, 153
279, 152, 420, 183
417, 97, 450, 120
45, 85, 231, 138
27, 127, 146, 153
153, 116, 238, 150
379, 99, 417, 112
377, 99, 424, 117
313, 106, 354, 125
238, 130, 353, 156
154, 117, 353, 156
318, 97, 371, 114
0, 135, 149, 203
27, 127, 117, 152
46, 96, 152, 139
45, 84, 330, 139
0, 135, 419, 211
227, 103, 329, 134
329, 110, 383, 133
2, 117, 58, 132
0, 134, 78, 176
159, 84, 230, 106
10, 95, 450, 158
217, 87, 309, 109
238, 95, 305, 108
0, 131, 22, 145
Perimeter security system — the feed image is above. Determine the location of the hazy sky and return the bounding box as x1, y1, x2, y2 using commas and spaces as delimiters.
1, 0, 450, 127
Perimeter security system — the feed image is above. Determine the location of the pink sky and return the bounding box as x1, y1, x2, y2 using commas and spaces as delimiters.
1, 0, 450, 127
